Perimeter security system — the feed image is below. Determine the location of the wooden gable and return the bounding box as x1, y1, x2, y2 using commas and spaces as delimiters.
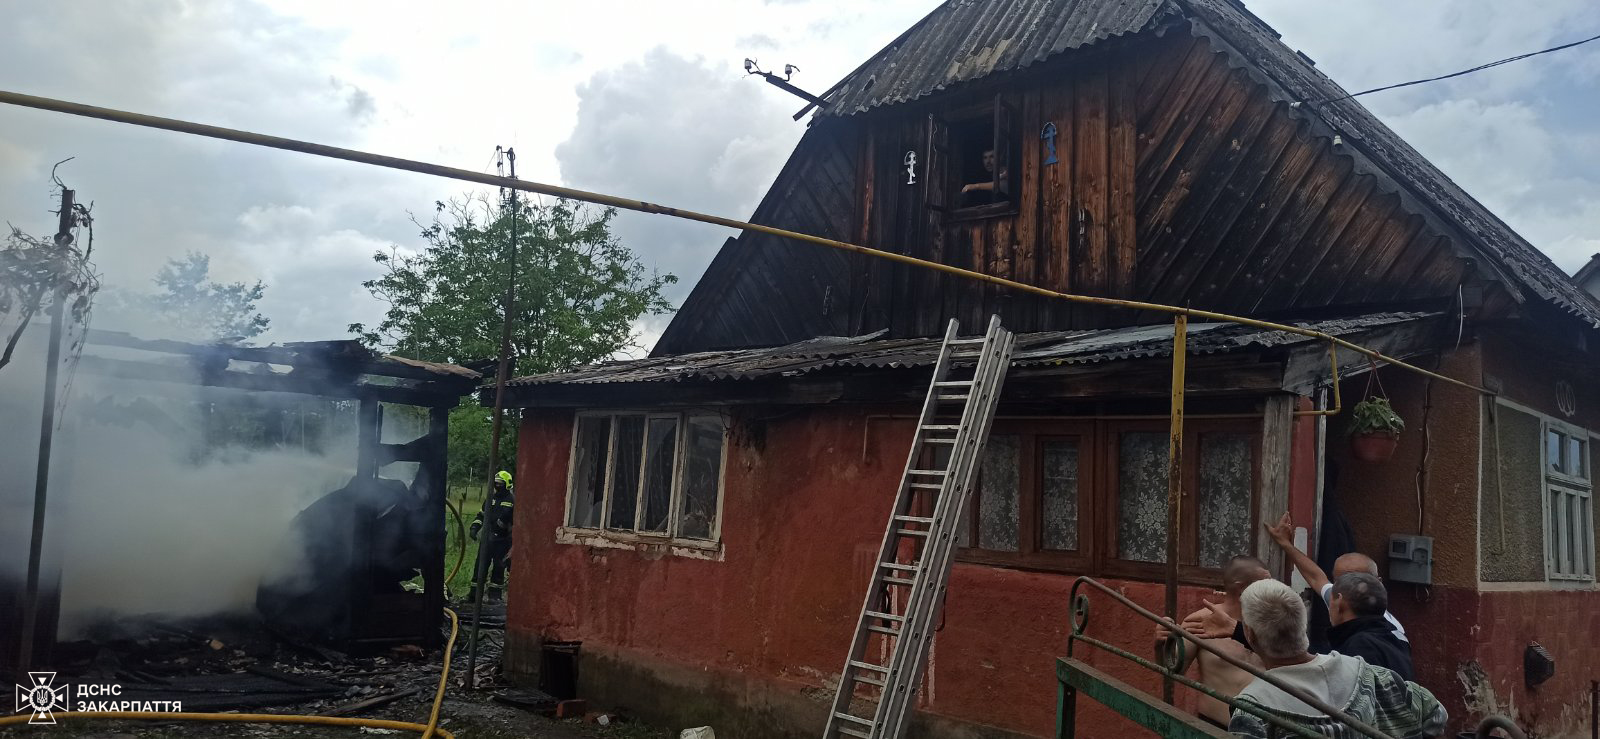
655, 29, 1515, 355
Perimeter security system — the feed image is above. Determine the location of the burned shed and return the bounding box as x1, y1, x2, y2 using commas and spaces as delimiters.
2, 328, 480, 676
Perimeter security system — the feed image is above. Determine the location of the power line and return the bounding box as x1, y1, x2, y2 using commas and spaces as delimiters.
0, 87, 1489, 394
1316, 31, 1600, 104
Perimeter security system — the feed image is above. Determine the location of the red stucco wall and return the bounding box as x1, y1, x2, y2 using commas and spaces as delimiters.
507, 406, 1228, 738
505, 338, 1600, 738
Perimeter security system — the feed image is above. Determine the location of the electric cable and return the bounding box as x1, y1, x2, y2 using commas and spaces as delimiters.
1310, 31, 1600, 104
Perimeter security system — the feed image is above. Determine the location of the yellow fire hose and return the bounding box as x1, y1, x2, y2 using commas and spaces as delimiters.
445, 498, 469, 589
1, 608, 461, 738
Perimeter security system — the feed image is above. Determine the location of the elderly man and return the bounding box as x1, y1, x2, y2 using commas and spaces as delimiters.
1229, 579, 1446, 739
1329, 573, 1413, 680
1265, 513, 1408, 643
1155, 556, 1271, 728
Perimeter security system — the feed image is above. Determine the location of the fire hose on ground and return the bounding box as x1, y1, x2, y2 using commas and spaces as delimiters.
0, 608, 461, 739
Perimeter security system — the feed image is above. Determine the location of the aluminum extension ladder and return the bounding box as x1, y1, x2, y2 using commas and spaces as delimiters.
823, 316, 1015, 739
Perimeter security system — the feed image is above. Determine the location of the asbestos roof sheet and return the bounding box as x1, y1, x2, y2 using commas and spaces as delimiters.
819, 0, 1175, 117
511, 312, 1435, 387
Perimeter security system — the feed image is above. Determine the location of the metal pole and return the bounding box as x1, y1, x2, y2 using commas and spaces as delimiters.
466, 147, 518, 690
18, 187, 75, 673
1161, 315, 1186, 704
0, 87, 1490, 396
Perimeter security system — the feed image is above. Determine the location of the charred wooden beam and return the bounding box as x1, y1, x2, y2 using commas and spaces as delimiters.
75, 356, 468, 407
84, 329, 479, 384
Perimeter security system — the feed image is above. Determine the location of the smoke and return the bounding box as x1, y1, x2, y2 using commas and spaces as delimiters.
0, 323, 422, 637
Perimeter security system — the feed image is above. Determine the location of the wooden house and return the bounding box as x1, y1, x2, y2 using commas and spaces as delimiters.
499, 1, 1600, 736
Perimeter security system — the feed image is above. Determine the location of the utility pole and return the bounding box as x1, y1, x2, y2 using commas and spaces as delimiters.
466, 146, 518, 689
18, 186, 76, 674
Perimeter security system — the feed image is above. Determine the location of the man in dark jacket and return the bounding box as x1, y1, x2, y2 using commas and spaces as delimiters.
1328, 572, 1413, 681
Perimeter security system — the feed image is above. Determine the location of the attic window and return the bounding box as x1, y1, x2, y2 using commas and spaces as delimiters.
937, 97, 1017, 216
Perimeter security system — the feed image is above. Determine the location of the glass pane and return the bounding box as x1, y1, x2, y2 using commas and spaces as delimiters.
978, 435, 1020, 552
1041, 440, 1079, 551
606, 416, 645, 530
1548, 429, 1564, 473
1119, 432, 1170, 563
1568, 437, 1587, 479
640, 417, 678, 533
568, 416, 611, 528
1569, 494, 1583, 576
1584, 497, 1595, 578
1549, 489, 1562, 573
678, 415, 724, 540
1198, 433, 1254, 569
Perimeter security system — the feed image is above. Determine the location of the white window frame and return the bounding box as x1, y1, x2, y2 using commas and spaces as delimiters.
1542, 418, 1594, 581
560, 410, 728, 551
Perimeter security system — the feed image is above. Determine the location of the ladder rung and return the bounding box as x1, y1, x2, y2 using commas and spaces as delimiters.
894, 515, 934, 524
880, 562, 916, 572
922, 424, 960, 431
852, 673, 885, 687
937, 394, 970, 401
947, 338, 986, 345
834, 713, 876, 727
881, 576, 915, 587
849, 659, 891, 672
837, 725, 872, 738
907, 469, 947, 477
895, 528, 930, 537
864, 611, 905, 622
908, 482, 943, 490
924, 437, 956, 444
933, 380, 971, 387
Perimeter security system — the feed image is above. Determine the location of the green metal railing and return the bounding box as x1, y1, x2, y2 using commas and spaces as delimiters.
1056, 576, 1526, 739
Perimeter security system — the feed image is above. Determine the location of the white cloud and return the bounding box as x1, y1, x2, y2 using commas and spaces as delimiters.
3, 0, 1594, 351
0, 0, 932, 345
1250, 0, 1600, 272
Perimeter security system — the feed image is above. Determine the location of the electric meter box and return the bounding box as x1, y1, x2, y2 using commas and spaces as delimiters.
1387, 534, 1433, 585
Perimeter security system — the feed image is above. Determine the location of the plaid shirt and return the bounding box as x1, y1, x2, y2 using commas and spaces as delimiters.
1229, 661, 1447, 739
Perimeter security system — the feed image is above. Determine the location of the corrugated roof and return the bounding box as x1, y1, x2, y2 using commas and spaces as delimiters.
819, 0, 1176, 117
513, 312, 1435, 386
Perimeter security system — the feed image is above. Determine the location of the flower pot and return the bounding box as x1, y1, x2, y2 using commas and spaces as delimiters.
1351, 431, 1399, 462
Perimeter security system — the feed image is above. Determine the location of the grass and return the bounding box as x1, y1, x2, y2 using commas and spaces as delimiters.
405, 483, 493, 600
445, 483, 493, 599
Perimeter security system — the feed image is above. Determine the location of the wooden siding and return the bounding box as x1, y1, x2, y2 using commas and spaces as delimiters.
656, 32, 1487, 354
654, 122, 868, 353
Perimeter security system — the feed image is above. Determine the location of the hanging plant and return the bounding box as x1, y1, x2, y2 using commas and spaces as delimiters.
1347, 360, 1404, 462
1348, 387, 1404, 462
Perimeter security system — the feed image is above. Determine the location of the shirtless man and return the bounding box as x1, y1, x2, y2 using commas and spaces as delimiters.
1155, 555, 1271, 729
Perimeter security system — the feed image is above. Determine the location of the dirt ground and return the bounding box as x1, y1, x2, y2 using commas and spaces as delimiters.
1, 687, 675, 738
3, 608, 675, 739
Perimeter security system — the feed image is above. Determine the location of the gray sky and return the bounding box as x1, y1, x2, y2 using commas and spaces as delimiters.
2, 0, 1597, 348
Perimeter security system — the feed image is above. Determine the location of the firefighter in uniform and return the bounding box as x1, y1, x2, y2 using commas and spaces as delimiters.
469, 470, 515, 602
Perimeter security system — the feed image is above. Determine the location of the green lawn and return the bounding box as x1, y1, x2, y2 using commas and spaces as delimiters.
445, 483, 488, 598
406, 483, 495, 600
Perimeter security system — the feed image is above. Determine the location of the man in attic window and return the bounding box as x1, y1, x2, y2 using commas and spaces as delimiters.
960, 148, 1009, 207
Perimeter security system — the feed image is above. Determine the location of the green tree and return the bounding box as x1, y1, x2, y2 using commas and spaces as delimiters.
351, 195, 675, 480
142, 252, 270, 341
